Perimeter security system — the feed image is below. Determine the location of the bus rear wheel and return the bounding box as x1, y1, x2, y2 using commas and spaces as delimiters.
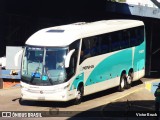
126, 72, 134, 89
74, 86, 84, 105
118, 73, 127, 92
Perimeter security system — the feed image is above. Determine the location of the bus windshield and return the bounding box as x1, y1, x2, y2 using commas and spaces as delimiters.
21, 46, 68, 86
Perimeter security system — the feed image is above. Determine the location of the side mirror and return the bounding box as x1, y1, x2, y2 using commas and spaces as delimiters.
14, 49, 23, 67
65, 49, 75, 68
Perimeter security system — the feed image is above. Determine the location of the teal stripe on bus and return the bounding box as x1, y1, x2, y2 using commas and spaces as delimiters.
70, 73, 84, 90
85, 49, 132, 86
133, 41, 145, 72
85, 41, 145, 86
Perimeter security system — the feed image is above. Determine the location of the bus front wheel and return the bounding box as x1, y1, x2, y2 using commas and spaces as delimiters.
118, 73, 127, 92
74, 85, 84, 105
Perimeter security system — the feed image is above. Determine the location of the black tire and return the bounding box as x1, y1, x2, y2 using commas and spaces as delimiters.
118, 73, 127, 92
19, 98, 26, 105
74, 86, 84, 105
126, 72, 134, 89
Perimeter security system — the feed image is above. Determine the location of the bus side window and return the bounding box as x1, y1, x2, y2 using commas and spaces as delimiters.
130, 28, 138, 47
111, 32, 120, 51
137, 26, 144, 45
80, 37, 97, 63
80, 39, 90, 62
120, 31, 130, 49
100, 34, 110, 54
128, 26, 144, 47
90, 37, 98, 56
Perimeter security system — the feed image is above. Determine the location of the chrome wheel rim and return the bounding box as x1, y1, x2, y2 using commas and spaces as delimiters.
121, 78, 125, 88
76, 90, 81, 100
127, 76, 132, 84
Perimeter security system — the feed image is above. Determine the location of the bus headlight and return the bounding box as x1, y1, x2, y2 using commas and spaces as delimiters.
57, 83, 70, 91
64, 83, 70, 89
21, 85, 28, 91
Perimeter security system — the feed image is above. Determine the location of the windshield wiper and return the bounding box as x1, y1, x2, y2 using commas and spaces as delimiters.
44, 67, 53, 85
47, 75, 53, 85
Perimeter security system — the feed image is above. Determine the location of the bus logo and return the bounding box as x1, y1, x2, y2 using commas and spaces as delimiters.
139, 50, 144, 54
40, 91, 43, 94
83, 65, 94, 70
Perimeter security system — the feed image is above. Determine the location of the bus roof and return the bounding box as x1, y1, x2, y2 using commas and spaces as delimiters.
25, 19, 144, 47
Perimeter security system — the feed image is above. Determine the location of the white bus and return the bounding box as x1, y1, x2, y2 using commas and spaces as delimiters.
20, 20, 145, 104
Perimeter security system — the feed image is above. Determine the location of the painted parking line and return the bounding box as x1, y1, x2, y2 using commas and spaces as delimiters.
111, 87, 144, 103
145, 80, 160, 94
101, 86, 144, 111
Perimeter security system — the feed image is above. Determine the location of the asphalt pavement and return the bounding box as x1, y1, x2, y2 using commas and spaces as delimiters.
0, 78, 160, 120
